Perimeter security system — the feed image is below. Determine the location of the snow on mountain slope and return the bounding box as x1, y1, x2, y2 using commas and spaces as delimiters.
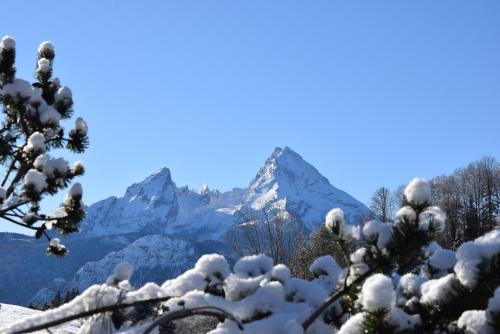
69, 235, 198, 292
77, 146, 370, 238
0, 303, 79, 333
247, 147, 371, 229
28, 278, 69, 308
80, 168, 178, 236
166, 185, 247, 240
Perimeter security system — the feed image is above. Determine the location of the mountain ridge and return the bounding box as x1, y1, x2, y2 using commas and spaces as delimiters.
79, 146, 370, 238
0, 146, 372, 305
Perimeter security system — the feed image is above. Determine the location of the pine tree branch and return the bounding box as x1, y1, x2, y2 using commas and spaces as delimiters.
0, 199, 29, 215
0, 214, 38, 231
142, 306, 244, 334
5, 164, 29, 199
7, 296, 172, 334
302, 269, 374, 330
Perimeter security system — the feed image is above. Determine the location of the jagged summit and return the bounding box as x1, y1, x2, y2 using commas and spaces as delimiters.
246, 146, 371, 228
124, 167, 173, 199
80, 167, 178, 237
249, 146, 329, 191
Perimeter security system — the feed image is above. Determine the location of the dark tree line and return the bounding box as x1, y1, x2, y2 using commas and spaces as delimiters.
432, 156, 499, 247
370, 156, 499, 248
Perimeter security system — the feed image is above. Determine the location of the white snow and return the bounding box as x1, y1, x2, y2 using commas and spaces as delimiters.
24, 169, 47, 193
385, 307, 421, 331
24, 132, 46, 153
270, 264, 291, 283
68, 182, 83, 197
325, 208, 345, 233
46, 207, 67, 229
487, 287, 500, 314
73, 117, 88, 136
109, 262, 134, 283
425, 241, 442, 256
338, 312, 366, 334
3, 284, 119, 334
64, 183, 83, 205
39, 105, 61, 126
195, 253, 230, 279
428, 248, 456, 271
404, 178, 431, 205
362, 220, 392, 248
0, 36, 16, 50
122, 282, 167, 304
38, 41, 55, 54
49, 238, 66, 253
71, 160, 84, 174
0, 303, 79, 333
455, 289, 500, 334
325, 208, 361, 240
457, 310, 488, 334
234, 254, 273, 278
37, 58, 51, 73
283, 320, 304, 334
419, 206, 446, 232
162, 269, 206, 297
359, 274, 394, 312
56, 86, 72, 101
224, 273, 266, 301
420, 273, 457, 305
1, 79, 33, 102
394, 206, 417, 223
34, 154, 68, 178
347, 248, 369, 284
454, 229, 500, 288
397, 273, 427, 299
284, 278, 328, 307
309, 256, 342, 290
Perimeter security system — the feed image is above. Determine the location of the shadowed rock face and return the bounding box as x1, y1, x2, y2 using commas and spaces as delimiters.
1, 147, 371, 306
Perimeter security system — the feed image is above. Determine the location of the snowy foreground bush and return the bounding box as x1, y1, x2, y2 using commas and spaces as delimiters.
4, 178, 500, 334
0, 36, 88, 254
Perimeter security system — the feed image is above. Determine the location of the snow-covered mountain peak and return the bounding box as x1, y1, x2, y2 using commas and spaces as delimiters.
77, 147, 370, 238
247, 146, 371, 228
249, 146, 328, 192
79, 167, 178, 237
124, 167, 174, 200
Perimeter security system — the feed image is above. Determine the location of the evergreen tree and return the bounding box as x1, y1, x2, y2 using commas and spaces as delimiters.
0, 36, 88, 255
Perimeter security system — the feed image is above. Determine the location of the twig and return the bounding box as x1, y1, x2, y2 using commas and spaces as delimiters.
0, 215, 38, 231
0, 200, 29, 215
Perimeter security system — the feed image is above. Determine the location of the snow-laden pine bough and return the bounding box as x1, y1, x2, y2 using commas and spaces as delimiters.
0, 36, 89, 255
3, 178, 500, 333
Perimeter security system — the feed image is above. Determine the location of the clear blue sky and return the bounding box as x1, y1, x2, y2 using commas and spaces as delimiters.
1, 1, 499, 234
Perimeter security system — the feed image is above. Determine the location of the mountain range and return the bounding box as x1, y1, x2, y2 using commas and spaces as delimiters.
0, 146, 371, 306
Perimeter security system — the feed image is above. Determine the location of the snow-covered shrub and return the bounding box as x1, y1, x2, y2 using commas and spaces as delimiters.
0, 36, 88, 254
4, 177, 500, 333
